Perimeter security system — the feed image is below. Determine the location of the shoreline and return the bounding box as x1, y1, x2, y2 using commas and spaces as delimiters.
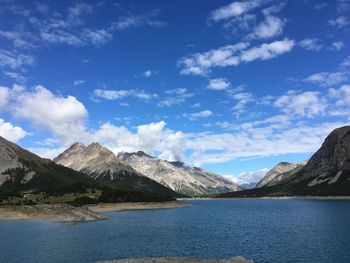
96, 257, 253, 263
180, 196, 350, 200
0, 201, 190, 222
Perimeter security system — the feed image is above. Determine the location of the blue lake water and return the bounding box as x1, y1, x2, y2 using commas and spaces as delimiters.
1, 199, 350, 263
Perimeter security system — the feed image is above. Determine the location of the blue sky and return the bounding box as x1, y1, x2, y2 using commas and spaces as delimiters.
0, 0, 349, 185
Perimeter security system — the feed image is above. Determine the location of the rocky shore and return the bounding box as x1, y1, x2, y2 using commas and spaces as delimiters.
0, 201, 190, 222
96, 257, 253, 263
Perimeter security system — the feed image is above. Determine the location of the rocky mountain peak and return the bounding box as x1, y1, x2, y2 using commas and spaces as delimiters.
255, 161, 303, 188
297, 125, 350, 182
135, 151, 153, 158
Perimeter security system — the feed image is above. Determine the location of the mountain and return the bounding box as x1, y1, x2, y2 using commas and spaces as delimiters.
0, 136, 97, 199
215, 126, 350, 197
54, 143, 180, 197
255, 161, 306, 188
117, 151, 242, 196
0, 136, 175, 203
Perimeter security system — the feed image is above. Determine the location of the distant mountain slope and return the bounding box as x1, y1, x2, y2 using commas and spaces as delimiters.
255, 161, 306, 188
54, 143, 180, 197
216, 126, 350, 197
0, 137, 175, 203
0, 136, 96, 197
117, 151, 242, 196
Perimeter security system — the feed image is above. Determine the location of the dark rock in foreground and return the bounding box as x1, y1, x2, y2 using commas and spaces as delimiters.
96, 257, 253, 263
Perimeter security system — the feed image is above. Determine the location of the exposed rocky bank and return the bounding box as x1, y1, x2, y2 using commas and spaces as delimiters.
96, 257, 253, 263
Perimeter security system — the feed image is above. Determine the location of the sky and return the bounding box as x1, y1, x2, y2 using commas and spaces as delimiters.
0, 0, 349, 185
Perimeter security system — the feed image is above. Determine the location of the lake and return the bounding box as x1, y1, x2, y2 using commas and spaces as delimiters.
1, 199, 350, 263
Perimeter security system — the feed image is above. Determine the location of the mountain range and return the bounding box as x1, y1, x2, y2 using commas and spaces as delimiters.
117, 151, 242, 196
0, 136, 176, 204
217, 126, 350, 197
1, 125, 350, 203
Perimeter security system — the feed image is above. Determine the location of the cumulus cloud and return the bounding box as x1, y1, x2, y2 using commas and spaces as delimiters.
179, 39, 294, 75
88, 121, 186, 162
0, 118, 27, 143
4, 85, 88, 145
207, 78, 231, 90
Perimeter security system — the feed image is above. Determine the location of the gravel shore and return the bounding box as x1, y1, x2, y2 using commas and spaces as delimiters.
96, 257, 253, 263
0, 201, 190, 222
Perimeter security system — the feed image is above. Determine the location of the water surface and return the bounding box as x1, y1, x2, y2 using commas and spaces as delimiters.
1, 199, 350, 263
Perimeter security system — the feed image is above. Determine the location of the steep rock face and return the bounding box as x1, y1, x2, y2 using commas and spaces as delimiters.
117, 151, 242, 196
296, 126, 350, 186
54, 143, 179, 196
255, 161, 305, 188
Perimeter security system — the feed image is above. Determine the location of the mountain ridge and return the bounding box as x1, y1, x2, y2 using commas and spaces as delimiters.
54, 142, 181, 197
215, 126, 350, 197
117, 151, 242, 196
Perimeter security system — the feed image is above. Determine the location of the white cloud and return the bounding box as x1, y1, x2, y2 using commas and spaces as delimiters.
224, 168, 268, 186
4, 71, 26, 82
328, 85, 350, 115
0, 118, 27, 143
142, 70, 155, 78
0, 86, 10, 109
11, 85, 88, 145
341, 56, 350, 67
299, 38, 323, 51
337, 0, 350, 13
331, 41, 344, 50
231, 92, 254, 112
93, 89, 157, 101
191, 103, 201, 108
304, 71, 348, 87
158, 88, 193, 107
248, 16, 285, 39
0, 49, 34, 69
184, 110, 213, 120
179, 39, 294, 75
29, 146, 66, 160
328, 16, 349, 28
240, 38, 294, 62
112, 10, 165, 30
88, 120, 185, 162
179, 42, 248, 76
186, 121, 347, 165
210, 0, 263, 21
73, 80, 85, 86
207, 78, 231, 90
274, 90, 326, 117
